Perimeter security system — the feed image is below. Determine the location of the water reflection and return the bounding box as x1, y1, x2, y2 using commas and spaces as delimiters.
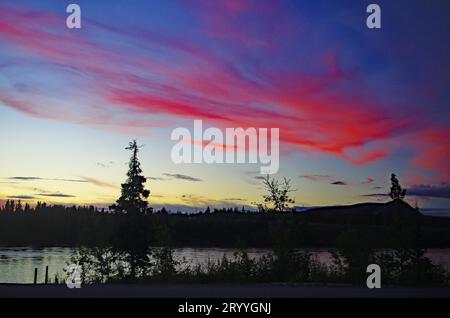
1, 246, 449, 284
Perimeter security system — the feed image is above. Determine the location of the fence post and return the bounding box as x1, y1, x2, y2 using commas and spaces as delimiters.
45, 266, 49, 284
34, 268, 38, 284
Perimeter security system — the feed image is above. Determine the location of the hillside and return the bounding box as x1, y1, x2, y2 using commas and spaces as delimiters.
302, 199, 423, 224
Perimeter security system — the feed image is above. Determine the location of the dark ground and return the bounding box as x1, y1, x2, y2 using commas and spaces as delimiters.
0, 284, 449, 298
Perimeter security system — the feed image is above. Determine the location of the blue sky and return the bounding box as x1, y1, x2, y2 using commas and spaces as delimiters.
0, 0, 449, 212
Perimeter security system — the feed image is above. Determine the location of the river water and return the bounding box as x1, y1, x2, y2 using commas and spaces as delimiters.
1, 246, 449, 284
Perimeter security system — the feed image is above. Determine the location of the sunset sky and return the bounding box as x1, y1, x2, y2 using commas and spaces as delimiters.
0, 0, 449, 214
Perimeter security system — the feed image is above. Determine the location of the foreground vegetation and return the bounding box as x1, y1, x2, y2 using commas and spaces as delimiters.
69, 243, 449, 287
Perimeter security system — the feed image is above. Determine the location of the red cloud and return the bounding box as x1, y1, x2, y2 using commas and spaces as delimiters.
348, 151, 388, 165
0, 5, 447, 180
411, 127, 450, 182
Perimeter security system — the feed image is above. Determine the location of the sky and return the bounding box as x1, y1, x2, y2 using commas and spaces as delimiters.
0, 0, 449, 214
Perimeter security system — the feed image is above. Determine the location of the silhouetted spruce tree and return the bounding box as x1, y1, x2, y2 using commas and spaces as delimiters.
110, 140, 150, 215
109, 140, 153, 280
389, 173, 406, 200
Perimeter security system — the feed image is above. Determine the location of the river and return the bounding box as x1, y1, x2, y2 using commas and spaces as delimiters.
1, 246, 449, 284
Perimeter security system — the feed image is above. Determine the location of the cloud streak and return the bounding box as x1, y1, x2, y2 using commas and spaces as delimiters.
163, 173, 203, 182
78, 176, 117, 189
7, 195, 34, 200
330, 181, 347, 186
147, 176, 165, 181
37, 193, 75, 198
8, 176, 87, 183
6, 176, 117, 189
299, 175, 331, 182
407, 184, 450, 199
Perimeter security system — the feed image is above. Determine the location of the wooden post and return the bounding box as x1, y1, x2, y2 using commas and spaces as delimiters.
45, 266, 49, 284
34, 268, 38, 284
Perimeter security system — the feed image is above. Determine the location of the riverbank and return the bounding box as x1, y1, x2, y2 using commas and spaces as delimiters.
0, 283, 449, 298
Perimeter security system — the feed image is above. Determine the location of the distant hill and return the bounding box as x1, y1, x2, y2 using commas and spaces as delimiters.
301, 199, 422, 224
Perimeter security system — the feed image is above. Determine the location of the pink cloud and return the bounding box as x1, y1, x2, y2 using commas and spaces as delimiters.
348, 150, 388, 165
0, 5, 448, 181
79, 177, 117, 189
411, 127, 450, 183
